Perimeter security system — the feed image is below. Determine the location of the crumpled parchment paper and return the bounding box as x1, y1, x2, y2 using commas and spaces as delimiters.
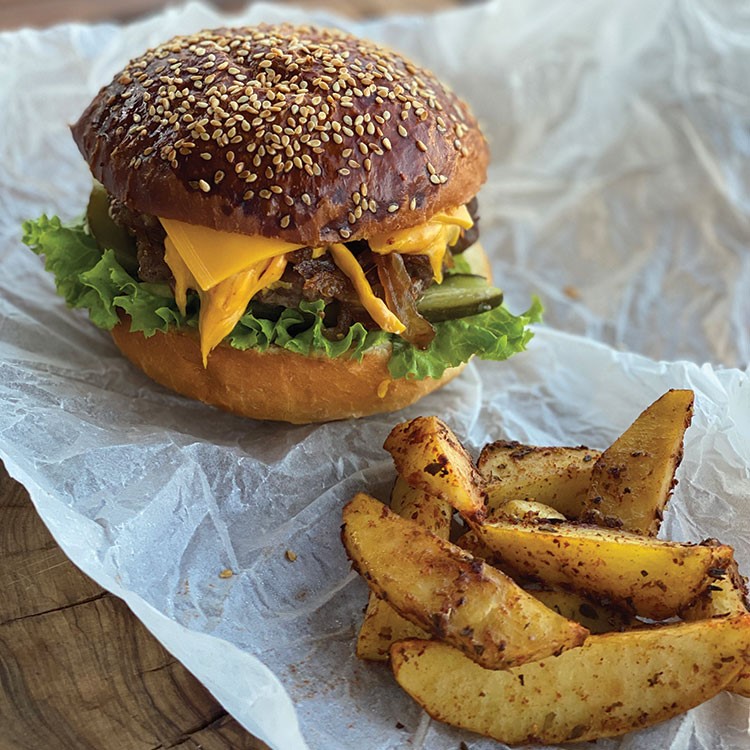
1, 1, 750, 748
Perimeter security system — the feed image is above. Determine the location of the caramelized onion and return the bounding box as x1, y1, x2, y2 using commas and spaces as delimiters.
375, 253, 435, 349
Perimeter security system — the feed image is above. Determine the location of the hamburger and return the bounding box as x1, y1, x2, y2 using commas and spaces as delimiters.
23, 24, 540, 423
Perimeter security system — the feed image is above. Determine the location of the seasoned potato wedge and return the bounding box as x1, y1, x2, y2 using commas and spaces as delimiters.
530, 587, 633, 634
342, 493, 588, 670
682, 555, 750, 620
478, 442, 600, 518
388, 475, 453, 529
384, 416, 486, 520
391, 615, 750, 745
472, 518, 732, 619
496, 498, 566, 521
581, 389, 694, 535
356, 477, 451, 661
356, 597, 429, 661
682, 556, 750, 696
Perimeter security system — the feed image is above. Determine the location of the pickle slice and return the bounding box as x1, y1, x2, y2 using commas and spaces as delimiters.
86, 183, 139, 276
417, 274, 504, 322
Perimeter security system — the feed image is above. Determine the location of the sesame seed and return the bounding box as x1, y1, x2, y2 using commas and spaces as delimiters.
387, 203, 399, 212
198, 179, 211, 192
280, 214, 291, 228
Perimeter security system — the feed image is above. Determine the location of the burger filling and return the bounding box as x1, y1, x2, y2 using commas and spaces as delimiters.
107, 193, 482, 366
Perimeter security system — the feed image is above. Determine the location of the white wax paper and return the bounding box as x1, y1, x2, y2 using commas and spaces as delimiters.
1, 1, 750, 748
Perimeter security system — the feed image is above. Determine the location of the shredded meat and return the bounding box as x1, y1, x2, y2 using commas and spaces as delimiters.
257, 249, 433, 332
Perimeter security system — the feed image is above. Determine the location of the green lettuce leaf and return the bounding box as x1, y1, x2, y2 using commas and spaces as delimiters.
23, 215, 542, 380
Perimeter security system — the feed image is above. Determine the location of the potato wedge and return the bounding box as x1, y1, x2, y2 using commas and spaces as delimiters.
472, 518, 732, 619
388, 475, 453, 529
580, 389, 694, 535
682, 557, 750, 620
342, 493, 588, 669
496, 498, 566, 521
530, 587, 633, 634
356, 477, 451, 661
478, 442, 600, 518
391, 615, 750, 745
384, 416, 486, 520
454, 529, 519, 580
682, 556, 750, 696
356, 598, 428, 661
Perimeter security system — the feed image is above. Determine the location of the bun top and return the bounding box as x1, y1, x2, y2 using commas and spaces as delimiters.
72, 24, 488, 245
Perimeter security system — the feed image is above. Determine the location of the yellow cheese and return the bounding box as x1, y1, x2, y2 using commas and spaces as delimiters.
163, 234, 287, 365
163, 236, 196, 316
197, 255, 287, 365
329, 244, 406, 334
159, 217, 303, 290
433, 205, 473, 229
159, 204, 471, 364
367, 205, 473, 284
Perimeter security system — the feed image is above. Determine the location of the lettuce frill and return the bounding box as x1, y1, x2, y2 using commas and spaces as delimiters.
23, 215, 542, 380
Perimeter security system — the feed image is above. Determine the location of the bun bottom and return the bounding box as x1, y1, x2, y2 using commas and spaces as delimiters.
110, 242, 487, 423
111, 319, 464, 423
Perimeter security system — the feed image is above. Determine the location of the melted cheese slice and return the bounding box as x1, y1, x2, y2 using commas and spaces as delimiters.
160, 204, 472, 364
328, 244, 406, 334
197, 254, 287, 365
164, 235, 288, 365
160, 217, 302, 290
367, 205, 472, 283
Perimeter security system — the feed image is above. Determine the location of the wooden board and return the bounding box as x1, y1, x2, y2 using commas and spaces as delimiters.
0, 462, 268, 750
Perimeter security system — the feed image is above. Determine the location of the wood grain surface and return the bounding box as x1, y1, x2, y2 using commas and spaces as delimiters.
0, 1, 461, 748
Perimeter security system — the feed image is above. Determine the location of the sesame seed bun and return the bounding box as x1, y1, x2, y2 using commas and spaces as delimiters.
71, 24, 488, 245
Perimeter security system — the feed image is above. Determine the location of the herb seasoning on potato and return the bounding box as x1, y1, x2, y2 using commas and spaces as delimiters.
342, 390, 750, 744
